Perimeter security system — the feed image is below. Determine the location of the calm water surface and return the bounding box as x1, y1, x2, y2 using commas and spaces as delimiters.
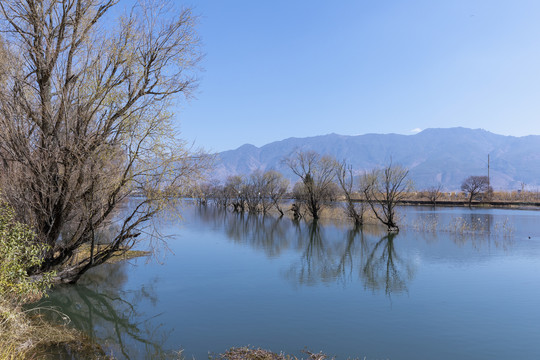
40, 204, 540, 359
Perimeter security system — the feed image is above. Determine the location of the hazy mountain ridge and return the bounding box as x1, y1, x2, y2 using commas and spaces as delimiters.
214, 128, 540, 191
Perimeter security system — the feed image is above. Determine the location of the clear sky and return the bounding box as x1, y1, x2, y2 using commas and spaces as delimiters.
171, 0, 540, 152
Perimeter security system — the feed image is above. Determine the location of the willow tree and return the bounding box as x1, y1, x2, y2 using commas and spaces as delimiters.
285, 150, 337, 220
0, 0, 209, 283
363, 163, 412, 232
335, 160, 365, 226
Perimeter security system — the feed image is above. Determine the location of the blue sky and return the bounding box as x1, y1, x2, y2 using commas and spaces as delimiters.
171, 0, 540, 152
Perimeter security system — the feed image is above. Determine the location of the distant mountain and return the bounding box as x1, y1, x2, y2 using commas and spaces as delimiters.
214, 128, 540, 191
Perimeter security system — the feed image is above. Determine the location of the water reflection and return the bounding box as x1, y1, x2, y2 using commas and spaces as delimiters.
286, 224, 415, 295
362, 234, 415, 295
287, 221, 337, 286
36, 262, 174, 359
196, 207, 417, 295
196, 206, 295, 257
409, 207, 515, 250
38, 205, 540, 360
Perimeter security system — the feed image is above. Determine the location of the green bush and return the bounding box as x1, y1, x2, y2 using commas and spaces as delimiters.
0, 199, 54, 303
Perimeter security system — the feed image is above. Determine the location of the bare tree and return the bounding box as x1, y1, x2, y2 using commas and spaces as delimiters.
224, 175, 245, 212
284, 151, 337, 220
425, 183, 443, 206
335, 160, 365, 226
252, 170, 289, 215
244, 171, 265, 213
363, 163, 412, 232
0, 0, 209, 283
264, 170, 289, 216
461, 176, 490, 207
211, 180, 231, 208
192, 181, 215, 206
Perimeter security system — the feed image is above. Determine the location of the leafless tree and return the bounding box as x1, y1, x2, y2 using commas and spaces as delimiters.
284, 151, 337, 220
461, 176, 490, 207
192, 181, 215, 206
335, 160, 365, 226
425, 183, 443, 206
0, 0, 210, 283
363, 163, 412, 232
250, 170, 284, 214
264, 170, 289, 216
244, 171, 265, 213
212, 181, 231, 208
224, 175, 245, 212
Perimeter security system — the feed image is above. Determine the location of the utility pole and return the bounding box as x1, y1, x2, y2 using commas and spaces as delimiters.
487, 154, 490, 190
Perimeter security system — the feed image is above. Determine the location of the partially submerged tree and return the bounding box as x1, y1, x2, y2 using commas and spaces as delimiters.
285, 151, 337, 220
0, 0, 209, 283
243, 171, 265, 213
225, 176, 245, 212
335, 160, 365, 226
363, 163, 412, 232
264, 170, 289, 216
192, 181, 215, 206
247, 170, 290, 214
461, 176, 490, 207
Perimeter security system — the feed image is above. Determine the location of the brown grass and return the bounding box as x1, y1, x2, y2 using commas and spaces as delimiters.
0, 299, 103, 359
68, 244, 151, 265
212, 347, 338, 360
0, 247, 148, 360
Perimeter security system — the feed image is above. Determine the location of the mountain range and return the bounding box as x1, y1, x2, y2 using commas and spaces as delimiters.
214, 127, 540, 191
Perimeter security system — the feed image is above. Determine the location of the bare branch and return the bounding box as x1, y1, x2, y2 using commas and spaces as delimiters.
0, 0, 208, 283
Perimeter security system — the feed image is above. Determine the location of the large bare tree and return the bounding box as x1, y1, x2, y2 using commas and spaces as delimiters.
285, 150, 336, 220
461, 176, 490, 207
363, 162, 412, 232
0, 0, 209, 283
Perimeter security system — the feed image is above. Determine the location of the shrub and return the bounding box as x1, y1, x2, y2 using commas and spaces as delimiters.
0, 199, 54, 304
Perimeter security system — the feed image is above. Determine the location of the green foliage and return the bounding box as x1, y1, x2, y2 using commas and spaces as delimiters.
0, 199, 54, 303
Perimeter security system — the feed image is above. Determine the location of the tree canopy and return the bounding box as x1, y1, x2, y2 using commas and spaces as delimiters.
461, 176, 490, 207
0, 0, 210, 283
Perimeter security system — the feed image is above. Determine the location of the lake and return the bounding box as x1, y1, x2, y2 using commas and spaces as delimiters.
38, 203, 540, 359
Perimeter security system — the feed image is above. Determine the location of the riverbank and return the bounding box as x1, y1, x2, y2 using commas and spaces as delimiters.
0, 299, 106, 359
1, 249, 149, 359
396, 198, 540, 209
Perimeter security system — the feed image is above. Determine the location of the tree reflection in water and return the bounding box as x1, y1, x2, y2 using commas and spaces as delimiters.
196, 207, 417, 296
35, 261, 174, 359
197, 206, 294, 257
286, 222, 415, 295
362, 233, 416, 295
288, 221, 335, 286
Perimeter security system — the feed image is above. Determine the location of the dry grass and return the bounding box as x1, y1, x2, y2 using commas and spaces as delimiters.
68, 244, 151, 265
212, 347, 340, 360
0, 298, 111, 360
411, 215, 515, 237
0, 242, 149, 360
0, 246, 149, 360
0, 299, 70, 359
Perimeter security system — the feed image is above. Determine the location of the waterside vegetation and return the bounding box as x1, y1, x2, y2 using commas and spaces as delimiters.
0, 0, 536, 358
191, 150, 529, 234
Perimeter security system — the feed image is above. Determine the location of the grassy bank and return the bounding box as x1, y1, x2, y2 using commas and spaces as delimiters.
0, 298, 105, 359
0, 249, 148, 360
